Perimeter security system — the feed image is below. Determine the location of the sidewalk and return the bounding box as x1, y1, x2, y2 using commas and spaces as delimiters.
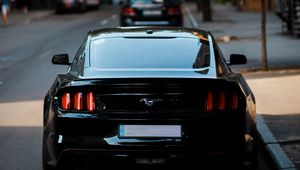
0, 9, 52, 28
185, 2, 300, 169
185, 2, 300, 71
246, 70, 300, 169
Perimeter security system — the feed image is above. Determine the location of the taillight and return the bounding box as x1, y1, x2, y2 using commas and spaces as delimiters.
61, 92, 96, 112
74, 92, 83, 110
122, 7, 136, 16
61, 93, 71, 110
87, 92, 95, 112
218, 92, 226, 111
205, 91, 240, 112
231, 92, 239, 110
205, 91, 214, 112
167, 7, 181, 15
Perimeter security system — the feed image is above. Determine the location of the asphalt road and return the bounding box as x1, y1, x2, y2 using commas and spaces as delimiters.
0, 4, 195, 170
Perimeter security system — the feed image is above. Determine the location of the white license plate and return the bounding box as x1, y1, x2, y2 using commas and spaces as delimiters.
143, 10, 162, 16
64, 0, 74, 3
119, 125, 182, 138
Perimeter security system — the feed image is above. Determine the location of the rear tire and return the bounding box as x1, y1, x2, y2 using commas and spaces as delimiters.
43, 133, 56, 170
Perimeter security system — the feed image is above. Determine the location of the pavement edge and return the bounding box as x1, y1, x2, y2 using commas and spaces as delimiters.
257, 114, 296, 170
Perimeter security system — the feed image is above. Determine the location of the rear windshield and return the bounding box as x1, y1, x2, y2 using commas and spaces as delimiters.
90, 37, 210, 69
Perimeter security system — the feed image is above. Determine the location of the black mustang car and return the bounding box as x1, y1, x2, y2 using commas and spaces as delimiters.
120, 0, 183, 26
43, 27, 256, 169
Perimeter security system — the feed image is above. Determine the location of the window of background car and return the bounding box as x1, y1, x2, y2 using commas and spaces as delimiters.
90, 37, 210, 69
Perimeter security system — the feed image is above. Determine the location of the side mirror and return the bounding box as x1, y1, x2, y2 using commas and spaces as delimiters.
52, 54, 71, 65
228, 54, 247, 65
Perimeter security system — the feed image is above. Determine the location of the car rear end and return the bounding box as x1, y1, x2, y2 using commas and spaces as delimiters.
120, 0, 183, 26
56, 0, 87, 13
45, 78, 253, 168
86, 0, 100, 9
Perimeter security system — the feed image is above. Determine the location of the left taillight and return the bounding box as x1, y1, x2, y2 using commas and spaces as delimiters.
87, 92, 95, 112
61, 93, 71, 110
74, 92, 83, 111
60, 92, 96, 112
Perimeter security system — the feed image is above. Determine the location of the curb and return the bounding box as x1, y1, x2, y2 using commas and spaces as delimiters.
257, 115, 296, 170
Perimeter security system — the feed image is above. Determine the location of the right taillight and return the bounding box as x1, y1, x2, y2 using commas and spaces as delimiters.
231, 92, 239, 110
205, 91, 214, 112
205, 91, 239, 112
218, 91, 226, 111
122, 7, 136, 16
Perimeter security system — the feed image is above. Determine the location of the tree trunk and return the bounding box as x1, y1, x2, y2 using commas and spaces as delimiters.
261, 0, 268, 70
202, 0, 212, 22
196, 0, 202, 12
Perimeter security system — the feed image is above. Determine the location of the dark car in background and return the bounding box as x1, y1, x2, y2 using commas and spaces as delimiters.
120, 0, 183, 26
43, 27, 257, 169
56, 0, 100, 13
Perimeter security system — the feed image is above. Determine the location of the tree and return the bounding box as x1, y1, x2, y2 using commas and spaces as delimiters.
202, 0, 212, 22
261, 0, 268, 70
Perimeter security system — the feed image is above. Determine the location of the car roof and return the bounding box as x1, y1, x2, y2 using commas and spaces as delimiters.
89, 27, 210, 40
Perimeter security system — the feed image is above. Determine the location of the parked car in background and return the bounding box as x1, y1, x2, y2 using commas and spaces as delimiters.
56, 0, 100, 14
120, 0, 183, 26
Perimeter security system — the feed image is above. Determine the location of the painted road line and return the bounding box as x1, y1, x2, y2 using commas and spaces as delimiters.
183, 4, 198, 28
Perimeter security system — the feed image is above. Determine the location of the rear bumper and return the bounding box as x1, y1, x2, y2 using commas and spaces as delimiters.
49, 147, 246, 168
44, 112, 255, 167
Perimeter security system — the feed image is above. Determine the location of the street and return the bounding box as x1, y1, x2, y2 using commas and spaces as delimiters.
0, 2, 299, 170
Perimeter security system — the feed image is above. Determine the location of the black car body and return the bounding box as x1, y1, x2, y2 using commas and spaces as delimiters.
43, 27, 256, 169
120, 0, 183, 26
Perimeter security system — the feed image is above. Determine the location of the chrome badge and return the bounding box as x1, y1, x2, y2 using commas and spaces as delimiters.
140, 98, 162, 107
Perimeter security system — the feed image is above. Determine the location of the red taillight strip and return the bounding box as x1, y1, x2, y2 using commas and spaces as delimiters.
61, 93, 71, 110
219, 92, 226, 111
122, 7, 136, 16
205, 91, 214, 112
74, 92, 83, 110
231, 92, 239, 110
87, 92, 95, 112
